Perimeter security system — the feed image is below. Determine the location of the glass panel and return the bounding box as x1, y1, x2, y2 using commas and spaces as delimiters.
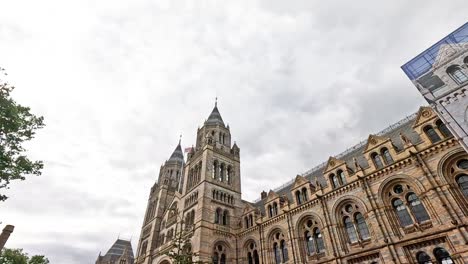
437, 121, 452, 137
220, 254, 226, 264
305, 231, 315, 255
382, 149, 394, 165
457, 160, 468, 170
424, 126, 441, 143
253, 250, 260, 264
355, 213, 370, 240
212, 253, 219, 264
247, 253, 253, 264
274, 243, 281, 264
338, 170, 346, 184
393, 199, 414, 227
280, 240, 288, 261
331, 175, 339, 188
448, 66, 468, 84
314, 228, 325, 253
457, 175, 468, 197
408, 193, 430, 222
372, 153, 384, 169
344, 216, 358, 243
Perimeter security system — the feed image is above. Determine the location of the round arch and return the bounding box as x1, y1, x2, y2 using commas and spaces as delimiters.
330, 195, 370, 224
437, 147, 467, 184
295, 211, 325, 231
377, 174, 426, 205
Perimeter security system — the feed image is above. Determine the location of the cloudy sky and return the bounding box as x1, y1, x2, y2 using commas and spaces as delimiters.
0, 0, 466, 263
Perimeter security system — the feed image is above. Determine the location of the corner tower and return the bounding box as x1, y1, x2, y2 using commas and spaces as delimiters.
183, 102, 242, 263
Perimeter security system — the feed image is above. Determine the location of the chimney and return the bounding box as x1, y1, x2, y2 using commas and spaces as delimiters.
261, 191, 267, 200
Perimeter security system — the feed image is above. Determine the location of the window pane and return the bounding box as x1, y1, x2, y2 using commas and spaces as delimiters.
274, 243, 281, 264
457, 175, 468, 197
458, 160, 468, 170
344, 216, 358, 243
382, 149, 394, 165
305, 231, 315, 255
355, 213, 370, 240
280, 240, 288, 261
372, 154, 384, 169
408, 193, 430, 222
393, 199, 414, 227
437, 122, 452, 137
424, 126, 441, 143
314, 228, 325, 253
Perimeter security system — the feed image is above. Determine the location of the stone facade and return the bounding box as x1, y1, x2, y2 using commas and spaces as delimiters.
135, 104, 468, 264
402, 22, 468, 153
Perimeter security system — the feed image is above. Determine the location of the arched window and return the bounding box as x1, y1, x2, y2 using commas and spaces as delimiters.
268, 205, 273, 218
341, 203, 370, 243
215, 208, 222, 224
381, 148, 394, 165
280, 240, 288, 262
246, 242, 259, 264
249, 214, 254, 227
314, 228, 325, 253
271, 231, 288, 263
245, 217, 249, 228
222, 210, 229, 226
226, 166, 232, 184
330, 174, 339, 189
447, 65, 468, 84
337, 170, 346, 185
212, 244, 227, 264
371, 152, 384, 169
355, 213, 370, 239
436, 120, 452, 138
296, 191, 302, 205
300, 218, 325, 256
213, 160, 218, 179
392, 198, 413, 227
434, 247, 454, 264
456, 174, 468, 197
140, 241, 148, 255
302, 188, 308, 202
423, 126, 441, 143
219, 163, 225, 182
416, 251, 432, 264
407, 193, 430, 223
272, 202, 278, 216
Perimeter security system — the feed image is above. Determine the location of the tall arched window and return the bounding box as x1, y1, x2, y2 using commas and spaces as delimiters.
447, 65, 468, 84
337, 170, 346, 185
245, 217, 250, 229
272, 202, 278, 216
271, 231, 288, 264
371, 153, 384, 169
213, 160, 218, 179
301, 218, 325, 256
302, 188, 308, 202
249, 214, 254, 227
381, 148, 394, 165
296, 191, 303, 205
219, 163, 225, 182
392, 198, 413, 227
434, 247, 454, 264
330, 174, 339, 189
416, 251, 432, 264
423, 126, 441, 143
436, 120, 452, 138
341, 203, 370, 243
226, 166, 232, 184
215, 208, 222, 224
246, 242, 259, 264
388, 184, 430, 227
222, 210, 229, 226
212, 244, 227, 264
268, 205, 273, 218
407, 193, 430, 223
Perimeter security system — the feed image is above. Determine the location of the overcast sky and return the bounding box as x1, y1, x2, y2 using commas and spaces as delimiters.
0, 0, 466, 263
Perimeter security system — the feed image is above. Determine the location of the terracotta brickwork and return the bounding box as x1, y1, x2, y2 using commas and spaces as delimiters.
135, 105, 468, 264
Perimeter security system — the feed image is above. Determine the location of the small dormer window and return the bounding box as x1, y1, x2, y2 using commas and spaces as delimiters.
423, 125, 441, 143
337, 170, 346, 185
330, 174, 339, 189
436, 120, 452, 138
371, 152, 384, 169
295, 191, 302, 205
381, 148, 394, 165
447, 65, 468, 84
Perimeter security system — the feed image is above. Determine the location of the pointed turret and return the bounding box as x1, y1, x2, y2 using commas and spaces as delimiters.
205, 100, 225, 126
168, 139, 184, 163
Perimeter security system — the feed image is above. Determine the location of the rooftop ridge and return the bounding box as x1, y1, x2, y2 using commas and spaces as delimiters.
251, 111, 418, 203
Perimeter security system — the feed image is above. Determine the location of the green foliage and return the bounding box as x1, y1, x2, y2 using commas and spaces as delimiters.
0, 248, 49, 264
0, 68, 45, 202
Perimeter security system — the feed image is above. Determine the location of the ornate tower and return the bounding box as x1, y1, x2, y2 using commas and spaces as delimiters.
183, 102, 241, 263
402, 22, 468, 152
136, 141, 184, 264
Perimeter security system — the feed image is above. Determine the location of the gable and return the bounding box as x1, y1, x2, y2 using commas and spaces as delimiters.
291, 175, 309, 190
431, 43, 463, 70
412, 106, 436, 128
363, 134, 390, 153
323, 156, 346, 173
266, 190, 279, 202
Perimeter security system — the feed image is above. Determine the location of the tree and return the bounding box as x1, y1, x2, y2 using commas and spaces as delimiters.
0, 248, 49, 264
0, 68, 44, 201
